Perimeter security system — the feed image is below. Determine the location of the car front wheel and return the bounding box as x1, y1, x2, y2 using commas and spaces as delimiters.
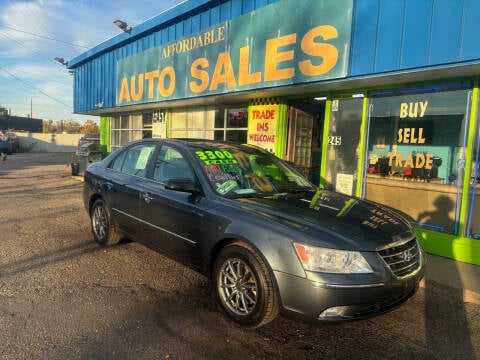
213, 243, 278, 328
90, 199, 120, 246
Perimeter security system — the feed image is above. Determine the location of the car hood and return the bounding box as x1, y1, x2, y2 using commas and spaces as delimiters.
235, 189, 414, 251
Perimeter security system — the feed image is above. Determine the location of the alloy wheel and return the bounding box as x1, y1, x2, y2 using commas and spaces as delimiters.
218, 258, 258, 316
92, 205, 107, 240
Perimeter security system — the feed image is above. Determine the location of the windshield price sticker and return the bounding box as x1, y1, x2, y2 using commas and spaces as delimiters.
196, 150, 238, 165
204, 163, 242, 184
216, 179, 238, 194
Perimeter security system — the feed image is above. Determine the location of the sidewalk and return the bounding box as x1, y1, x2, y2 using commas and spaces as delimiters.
421, 253, 480, 305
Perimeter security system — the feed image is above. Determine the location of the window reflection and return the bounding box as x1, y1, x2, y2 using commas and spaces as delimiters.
366, 89, 471, 234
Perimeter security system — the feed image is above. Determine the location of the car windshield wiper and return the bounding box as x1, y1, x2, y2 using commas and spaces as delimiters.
276, 187, 316, 195
270, 187, 316, 199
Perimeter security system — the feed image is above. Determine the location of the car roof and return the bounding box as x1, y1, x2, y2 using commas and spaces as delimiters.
129, 138, 248, 148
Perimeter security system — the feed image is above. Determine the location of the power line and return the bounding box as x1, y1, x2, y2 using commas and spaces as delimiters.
0, 30, 60, 65
0, 24, 90, 49
0, 65, 72, 109
7, 0, 51, 45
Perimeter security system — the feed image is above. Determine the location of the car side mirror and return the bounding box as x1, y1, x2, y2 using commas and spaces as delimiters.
165, 178, 201, 194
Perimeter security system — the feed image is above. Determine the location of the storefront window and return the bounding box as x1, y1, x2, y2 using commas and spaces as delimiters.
324, 98, 363, 195
142, 113, 153, 138
110, 113, 156, 151
226, 108, 248, 128
170, 108, 214, 139
171, 106, 247, 142
170, 111, 187, 138
187, 110, 207, 129
365, 88, 471, 234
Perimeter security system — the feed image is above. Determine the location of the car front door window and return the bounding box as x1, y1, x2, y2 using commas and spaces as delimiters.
153, 146, 194, 184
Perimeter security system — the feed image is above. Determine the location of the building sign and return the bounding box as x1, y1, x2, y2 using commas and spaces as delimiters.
116, 0, 353, 105
152, 109, 166, 138
248, 104, 279, 151
388, 101, 434, 171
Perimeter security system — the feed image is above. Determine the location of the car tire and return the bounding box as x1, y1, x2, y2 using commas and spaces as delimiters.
90, 199, 121, 246
213, 242, 279, 328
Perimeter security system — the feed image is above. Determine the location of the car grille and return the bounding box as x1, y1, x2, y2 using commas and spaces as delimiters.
378, 238, 421, 278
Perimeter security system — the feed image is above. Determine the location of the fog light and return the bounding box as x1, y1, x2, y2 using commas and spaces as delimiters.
318, 306, 349, 319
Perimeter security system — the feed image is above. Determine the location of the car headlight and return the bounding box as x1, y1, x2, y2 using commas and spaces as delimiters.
294, 243, 373, 274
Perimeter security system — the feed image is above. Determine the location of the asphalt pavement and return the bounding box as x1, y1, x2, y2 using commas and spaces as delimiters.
0, 152, 479, 360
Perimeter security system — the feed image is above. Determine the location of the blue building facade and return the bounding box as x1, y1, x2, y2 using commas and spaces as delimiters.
69, 0, 480, 265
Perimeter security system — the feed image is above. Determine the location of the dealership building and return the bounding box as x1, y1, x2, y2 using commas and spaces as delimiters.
68, 0, 480, 266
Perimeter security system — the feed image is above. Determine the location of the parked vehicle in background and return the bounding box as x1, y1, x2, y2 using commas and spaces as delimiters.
77, 132, 101, 159
6, 132, 19, 154
83, 139, 425, 328
77, 132, 100, 148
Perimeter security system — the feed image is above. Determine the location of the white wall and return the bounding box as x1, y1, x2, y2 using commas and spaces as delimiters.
14, 132, 83, 153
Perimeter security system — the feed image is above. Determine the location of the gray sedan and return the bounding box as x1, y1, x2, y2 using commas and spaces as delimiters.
83, 139, 425, 328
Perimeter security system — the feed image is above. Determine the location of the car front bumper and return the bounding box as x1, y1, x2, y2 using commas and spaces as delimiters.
274, 264, 425, 323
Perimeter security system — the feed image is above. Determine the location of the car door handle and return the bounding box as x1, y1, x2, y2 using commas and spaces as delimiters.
142, 192, 154, 204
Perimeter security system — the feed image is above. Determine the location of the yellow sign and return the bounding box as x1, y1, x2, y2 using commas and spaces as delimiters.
248, 105, 279, 152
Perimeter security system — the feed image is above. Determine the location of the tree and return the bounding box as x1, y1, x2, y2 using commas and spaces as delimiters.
42, 119, 99, 133
80, 120, 99, 134
43, 119, 56, 133
60, 120, 81, 133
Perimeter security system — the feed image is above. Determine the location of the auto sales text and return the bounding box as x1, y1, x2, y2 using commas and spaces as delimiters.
118, 24, 340, 103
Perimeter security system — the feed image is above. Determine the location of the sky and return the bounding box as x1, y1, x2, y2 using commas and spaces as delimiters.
0, 0, 183, 124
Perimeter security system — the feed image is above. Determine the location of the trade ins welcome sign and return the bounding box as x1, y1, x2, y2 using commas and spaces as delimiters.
116, 0, 353, 105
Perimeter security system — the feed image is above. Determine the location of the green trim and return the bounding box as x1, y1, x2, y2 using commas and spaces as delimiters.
99, 116, 110, 155
274, 102, 288, 159
319, 99, 332, 189
356, 97, 369, 197
416, 228, 480, 265
458, 85, 478, 237
165, 111, 170, 137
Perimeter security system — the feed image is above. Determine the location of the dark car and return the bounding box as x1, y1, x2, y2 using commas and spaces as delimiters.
83, 139, 425, 328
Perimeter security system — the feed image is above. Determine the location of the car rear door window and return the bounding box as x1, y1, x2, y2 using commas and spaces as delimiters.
110, 151, 127, 171
111, 144, 156, 177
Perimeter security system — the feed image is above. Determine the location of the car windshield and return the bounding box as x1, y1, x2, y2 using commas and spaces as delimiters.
188, 142, 316, 198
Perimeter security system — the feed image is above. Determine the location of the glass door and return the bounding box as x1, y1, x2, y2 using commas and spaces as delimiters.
286, 107, 313, 178
324, 98, 363, 195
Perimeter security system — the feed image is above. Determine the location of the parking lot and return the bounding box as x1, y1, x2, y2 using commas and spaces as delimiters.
0, 153, 479, 360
